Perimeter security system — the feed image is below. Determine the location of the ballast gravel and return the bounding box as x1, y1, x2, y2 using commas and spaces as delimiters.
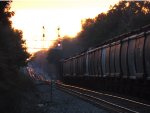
33, 83, 110, 113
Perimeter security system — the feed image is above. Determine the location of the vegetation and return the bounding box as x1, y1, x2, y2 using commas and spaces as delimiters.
0, 1, 32, 113
77, 1, 150, 48
47, 1, 150, 64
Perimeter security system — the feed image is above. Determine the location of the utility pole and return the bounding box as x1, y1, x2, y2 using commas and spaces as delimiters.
50, 80, 53, 103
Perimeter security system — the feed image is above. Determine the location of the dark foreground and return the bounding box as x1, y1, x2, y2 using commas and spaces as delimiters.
16, 81, 109, 113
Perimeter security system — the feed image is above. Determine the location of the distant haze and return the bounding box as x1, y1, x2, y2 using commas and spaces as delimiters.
10, 0, 119, 53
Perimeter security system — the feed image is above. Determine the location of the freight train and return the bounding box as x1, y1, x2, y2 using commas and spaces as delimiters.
60, 25, 150, 100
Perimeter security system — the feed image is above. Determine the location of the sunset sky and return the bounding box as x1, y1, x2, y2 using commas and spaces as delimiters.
10, 0, 120, 53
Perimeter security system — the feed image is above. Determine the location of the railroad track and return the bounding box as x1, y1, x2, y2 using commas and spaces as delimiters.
56, 82, 150, 113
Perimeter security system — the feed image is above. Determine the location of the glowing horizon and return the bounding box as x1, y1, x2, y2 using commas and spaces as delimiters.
10, 0, 119, 53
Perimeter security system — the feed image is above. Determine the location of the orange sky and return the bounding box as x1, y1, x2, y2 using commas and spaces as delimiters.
10, 0, 120, 53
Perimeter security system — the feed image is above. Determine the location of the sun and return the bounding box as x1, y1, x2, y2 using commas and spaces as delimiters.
10, 0, 119, 53
11, 9, 84, 53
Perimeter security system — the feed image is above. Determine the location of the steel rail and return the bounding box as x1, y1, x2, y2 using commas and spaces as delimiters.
57, 82, 150, 107
56, 82, 150, 113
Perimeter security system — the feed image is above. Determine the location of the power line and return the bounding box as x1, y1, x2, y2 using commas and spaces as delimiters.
25, 39, 57, 41
27, 47, 49, 49
26, 26, 61, 50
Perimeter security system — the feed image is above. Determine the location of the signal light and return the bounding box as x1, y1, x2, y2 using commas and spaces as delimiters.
54, 39, 62, 50
58, 43, 61, 47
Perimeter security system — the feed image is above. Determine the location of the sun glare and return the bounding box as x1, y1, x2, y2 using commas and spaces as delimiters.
10, 0, 119, 53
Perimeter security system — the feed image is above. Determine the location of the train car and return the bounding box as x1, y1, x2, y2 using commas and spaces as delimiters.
60, 25, 150, 100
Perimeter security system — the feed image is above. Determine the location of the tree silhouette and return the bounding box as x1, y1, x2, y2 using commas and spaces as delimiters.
0, 1, 30, 113
77, 1, 150, 48
50, 1, 150, 59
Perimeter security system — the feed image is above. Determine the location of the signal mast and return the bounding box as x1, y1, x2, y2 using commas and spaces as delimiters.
57, 26, 62, 49
42, 26, 45, 49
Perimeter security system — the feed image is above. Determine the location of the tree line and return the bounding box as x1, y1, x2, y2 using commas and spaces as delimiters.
47, 1, 150, 65
0, 1, 31, 113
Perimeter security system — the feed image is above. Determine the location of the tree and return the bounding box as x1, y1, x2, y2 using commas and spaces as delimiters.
0, 1, 30, 70
76, 1, 150, 48
48, 1, 150, 62
0, 1, 30, 113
